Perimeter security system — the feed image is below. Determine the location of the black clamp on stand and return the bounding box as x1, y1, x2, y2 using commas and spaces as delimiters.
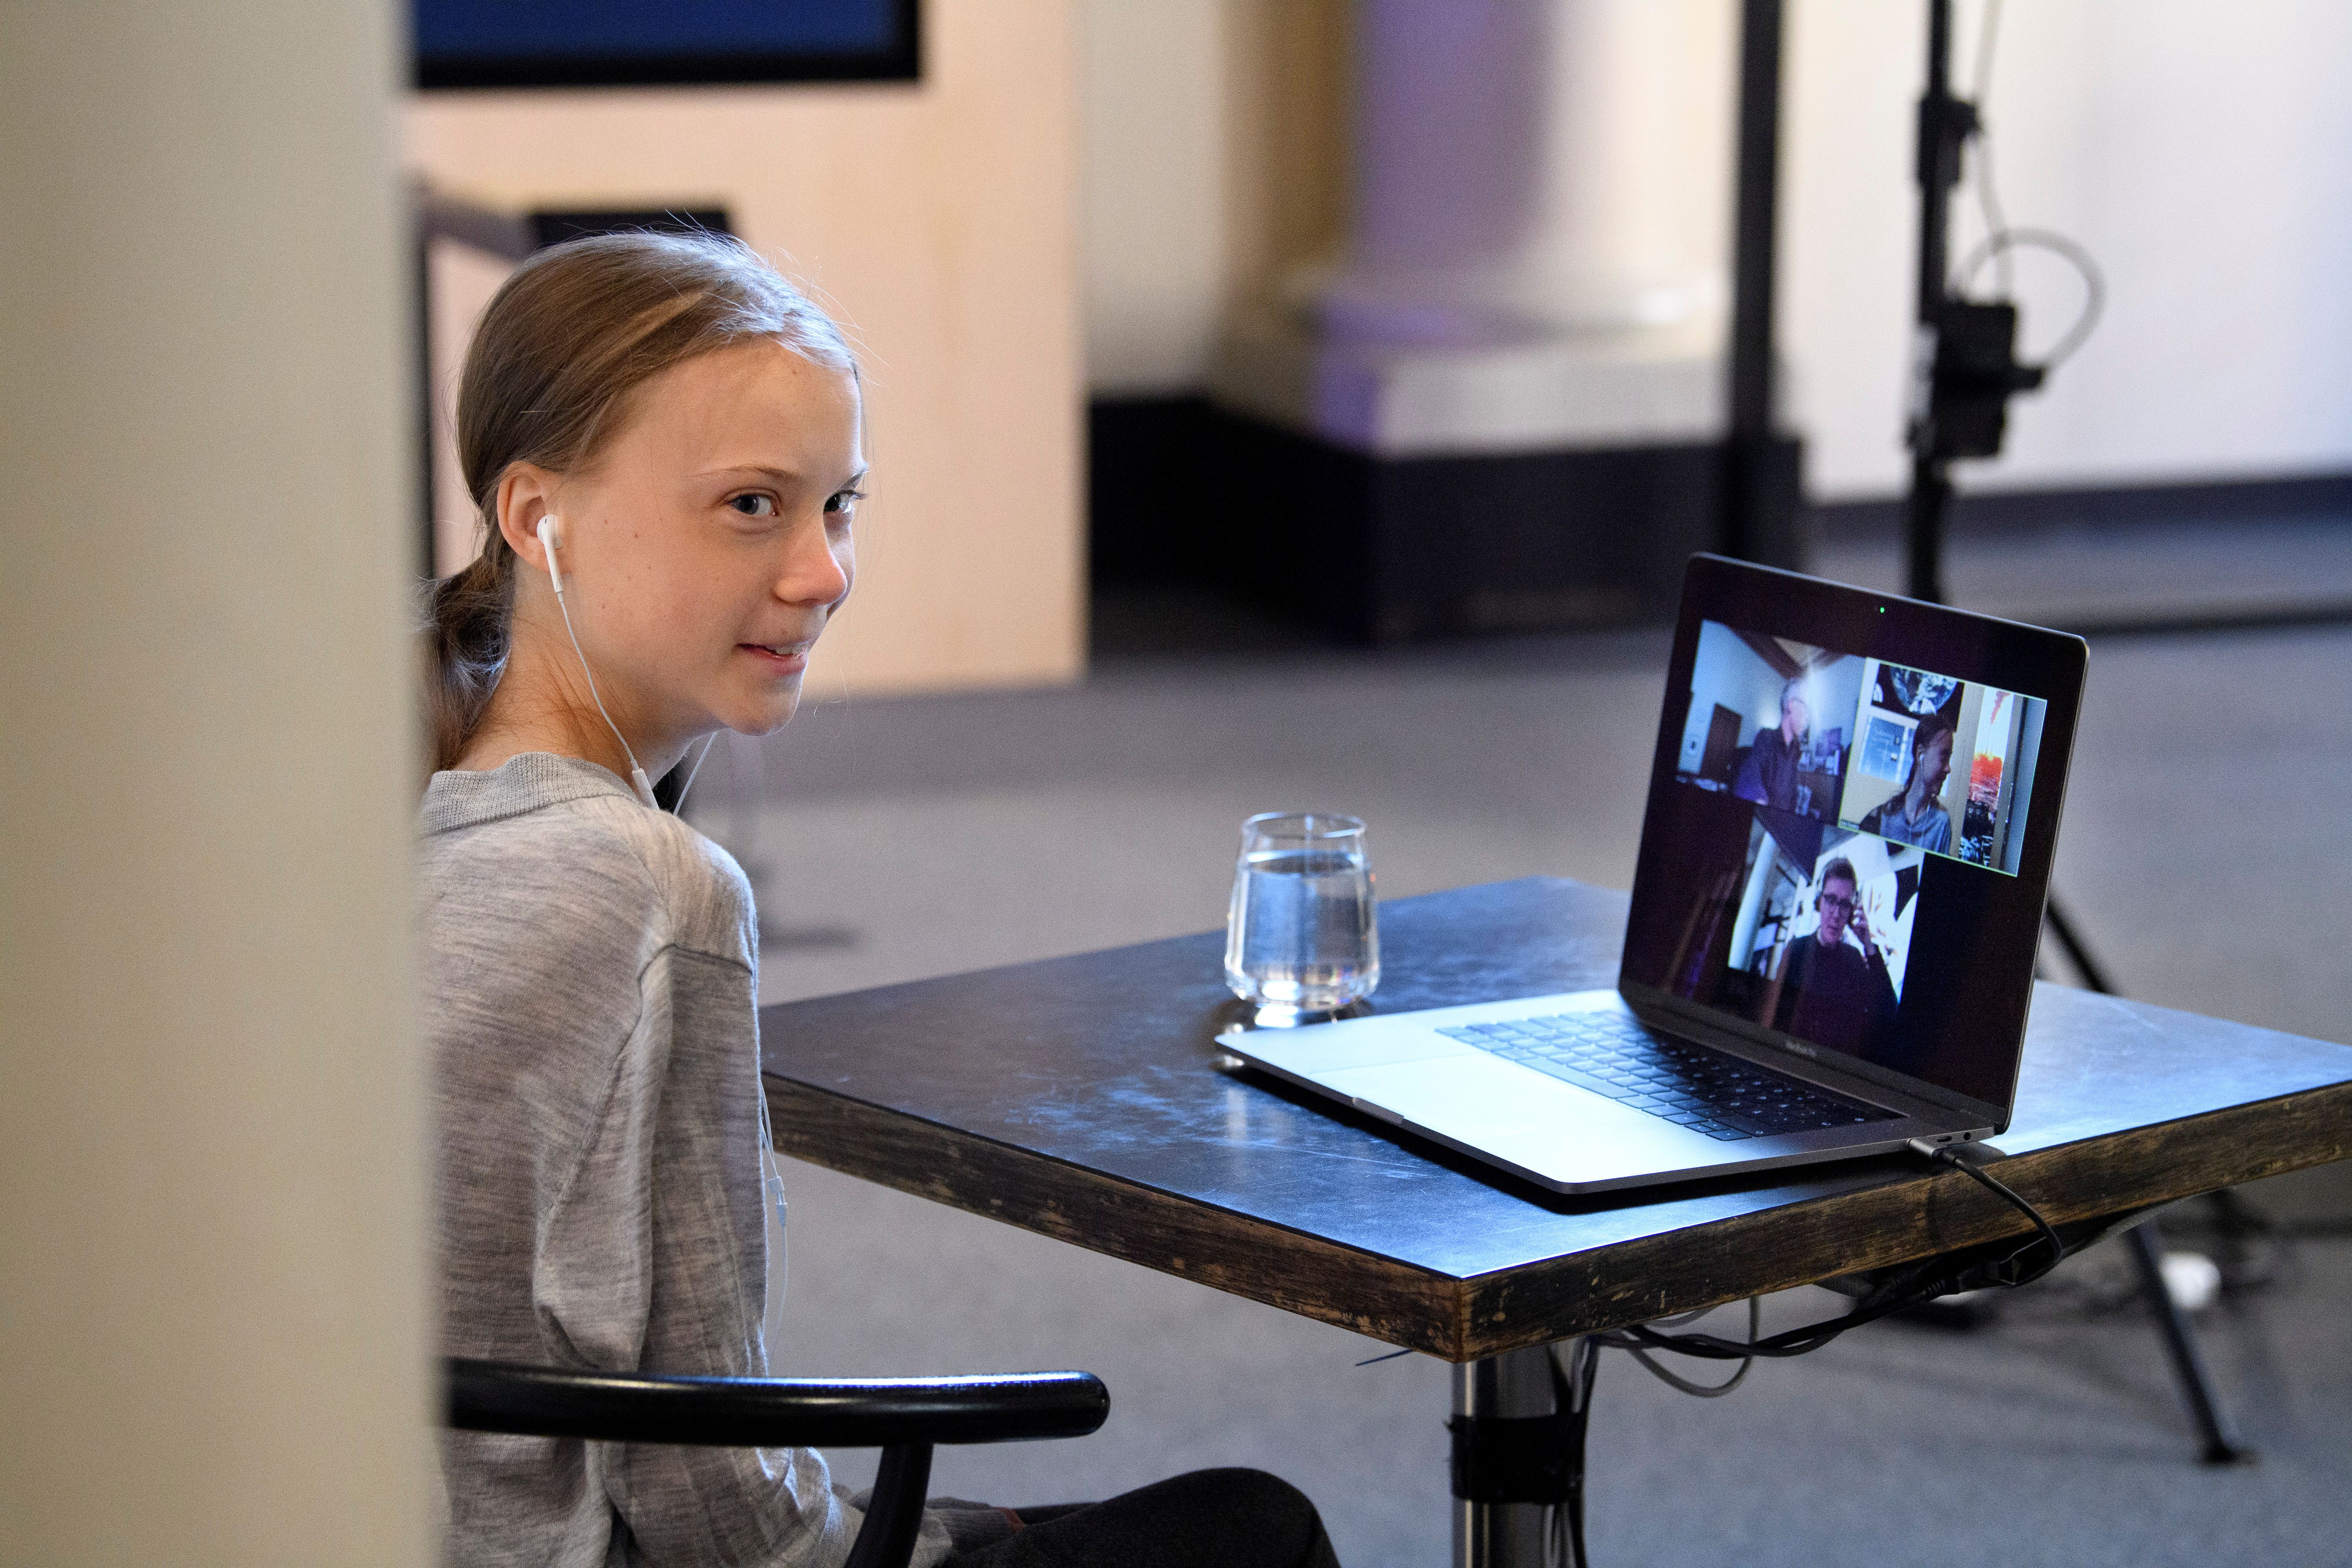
1450, 1347, 1599, 1568
1918, 299, 2044, 467
1448, 1412, 1576, 1506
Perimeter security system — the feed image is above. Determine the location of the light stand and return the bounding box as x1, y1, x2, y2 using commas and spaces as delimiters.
1903, 0, 2252, 1464
1903, 0, 2046, 603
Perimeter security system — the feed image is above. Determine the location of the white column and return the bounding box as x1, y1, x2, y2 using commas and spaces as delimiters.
0, 0, 432, 1561
1216, 0, 1737, 454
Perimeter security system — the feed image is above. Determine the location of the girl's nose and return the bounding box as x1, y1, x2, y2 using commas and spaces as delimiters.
779, 517, 852, 608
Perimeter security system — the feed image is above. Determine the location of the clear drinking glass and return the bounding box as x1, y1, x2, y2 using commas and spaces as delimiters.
1224, 811, 1380, 1026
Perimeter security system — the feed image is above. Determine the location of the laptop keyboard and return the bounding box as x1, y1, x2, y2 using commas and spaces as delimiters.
1437, 1012, 1898, 1142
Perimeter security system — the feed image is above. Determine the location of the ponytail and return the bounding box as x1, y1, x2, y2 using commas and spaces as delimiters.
423, 532, 516, 773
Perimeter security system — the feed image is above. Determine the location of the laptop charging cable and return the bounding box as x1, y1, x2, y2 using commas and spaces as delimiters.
1903, 1136, 2070, 1282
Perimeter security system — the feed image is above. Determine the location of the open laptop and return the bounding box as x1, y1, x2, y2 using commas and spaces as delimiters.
1220, 554, 2087, 1194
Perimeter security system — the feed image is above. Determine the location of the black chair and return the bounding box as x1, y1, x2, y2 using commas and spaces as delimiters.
445, 1358, 1111, 1568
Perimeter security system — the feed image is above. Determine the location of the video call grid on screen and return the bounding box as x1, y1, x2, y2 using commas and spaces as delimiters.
1627, 603, 2071, 1110
1674, 620, 2048, 876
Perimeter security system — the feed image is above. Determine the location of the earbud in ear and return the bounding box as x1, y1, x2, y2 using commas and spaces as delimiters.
536, 515, 564, 596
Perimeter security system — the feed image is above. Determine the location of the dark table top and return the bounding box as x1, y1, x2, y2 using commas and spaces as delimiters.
760, 877, 2352, 1359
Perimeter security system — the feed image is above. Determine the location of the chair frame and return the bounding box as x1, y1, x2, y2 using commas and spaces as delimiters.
445, 1357, 1110, 1568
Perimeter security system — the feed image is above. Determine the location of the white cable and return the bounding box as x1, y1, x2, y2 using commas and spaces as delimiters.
1956, 227, 2107, 368
1970, 0, 2014, 298
549, 572, 658, 809
672, 731, 720, 815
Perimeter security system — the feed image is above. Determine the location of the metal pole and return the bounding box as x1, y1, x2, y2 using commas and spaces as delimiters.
1724, 0, 1784, 564
1915, 0, 1957, 335
1905, 458, 1949, 603
1904, 0, 1963, 604
1452, 1348, 1557, 1568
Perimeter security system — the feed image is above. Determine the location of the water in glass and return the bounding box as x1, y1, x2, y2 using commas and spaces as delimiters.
1225, 812, 1379, 1024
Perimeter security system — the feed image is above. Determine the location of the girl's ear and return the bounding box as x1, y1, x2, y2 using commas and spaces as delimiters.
495, 464, 560, 577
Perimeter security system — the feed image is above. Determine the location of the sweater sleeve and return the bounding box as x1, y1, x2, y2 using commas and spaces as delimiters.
534, 941, 952, 1568
539, 940, 959, 1568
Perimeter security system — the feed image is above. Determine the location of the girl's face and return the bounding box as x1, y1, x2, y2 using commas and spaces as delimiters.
544, 340, 864, 746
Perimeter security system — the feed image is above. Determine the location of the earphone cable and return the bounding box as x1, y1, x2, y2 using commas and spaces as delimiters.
673, 731, 721, 815
549, 574, 657, 809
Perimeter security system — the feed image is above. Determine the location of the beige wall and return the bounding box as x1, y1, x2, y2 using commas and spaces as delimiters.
408, 0, 1083, 697
1, 0, 430, 1560
1078, 0, 1345, 393
1841, 765, 1904, 830
1221, 0, 1352, 322
1080, 0, 1349, 395
1080, 0, 1230, 395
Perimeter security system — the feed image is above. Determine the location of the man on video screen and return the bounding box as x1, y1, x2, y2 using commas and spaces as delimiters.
1859, 715, 1955, 855
1772, 858, 1899, 1058
1732, 678, 1813, 817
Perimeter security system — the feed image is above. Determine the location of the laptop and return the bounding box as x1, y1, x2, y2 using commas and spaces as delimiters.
1220, 554, 2087, 1194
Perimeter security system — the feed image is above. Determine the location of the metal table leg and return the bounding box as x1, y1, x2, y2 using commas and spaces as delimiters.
1443, 1216, 2249, 1568
2126, 1219, 2255, 1465
1453, 1346, 1561, 1568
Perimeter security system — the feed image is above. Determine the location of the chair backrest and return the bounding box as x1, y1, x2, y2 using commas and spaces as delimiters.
444, 1358, 1108, 1447
444, 1358, 1108, 1568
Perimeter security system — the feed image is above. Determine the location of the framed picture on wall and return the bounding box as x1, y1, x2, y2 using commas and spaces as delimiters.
1858, 709, 1916, 784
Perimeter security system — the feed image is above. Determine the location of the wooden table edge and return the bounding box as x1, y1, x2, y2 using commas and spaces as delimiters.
765, 1072, 2352, 1363
764, 1074, 1465, 1349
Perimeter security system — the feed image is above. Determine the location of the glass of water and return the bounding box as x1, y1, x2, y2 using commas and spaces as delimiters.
1225, 811, 1380, 1026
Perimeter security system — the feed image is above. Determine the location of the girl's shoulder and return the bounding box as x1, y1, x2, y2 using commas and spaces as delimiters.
420, 754, 755, 972
585, 794, 757, 967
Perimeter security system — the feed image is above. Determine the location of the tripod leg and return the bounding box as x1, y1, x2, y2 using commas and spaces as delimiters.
2042, 895, 2116, 995
2126, 1220, 2255, 1465
2042, 909, 2249, 1461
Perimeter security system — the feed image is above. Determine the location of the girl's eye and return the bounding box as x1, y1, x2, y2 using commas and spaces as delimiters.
729, 494, 777, 518
824, 489, 866, 517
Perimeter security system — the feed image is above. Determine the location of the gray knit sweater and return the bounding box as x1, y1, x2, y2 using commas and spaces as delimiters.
420, 754, 968, 1568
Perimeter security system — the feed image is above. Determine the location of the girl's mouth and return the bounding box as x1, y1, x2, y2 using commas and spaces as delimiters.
740, 642, 811, 673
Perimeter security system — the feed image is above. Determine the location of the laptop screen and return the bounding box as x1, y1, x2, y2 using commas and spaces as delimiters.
1621, 557, 2085, 1121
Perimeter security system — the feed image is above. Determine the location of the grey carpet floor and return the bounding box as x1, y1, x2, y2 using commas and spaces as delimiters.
688, 522, 2352, 1568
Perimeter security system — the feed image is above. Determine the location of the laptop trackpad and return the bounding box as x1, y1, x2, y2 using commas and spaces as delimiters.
1318, 1053, 1704, 1184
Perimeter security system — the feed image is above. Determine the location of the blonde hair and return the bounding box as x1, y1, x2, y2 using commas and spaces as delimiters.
422, 230, 854, 773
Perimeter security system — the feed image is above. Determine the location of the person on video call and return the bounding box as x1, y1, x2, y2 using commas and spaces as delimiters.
1771, 858, 1899, 1058
1732, 677, 1815, 816
1859, 714, 1956, 854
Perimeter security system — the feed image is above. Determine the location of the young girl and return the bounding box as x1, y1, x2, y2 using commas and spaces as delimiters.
420, 231, 1339, 1568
